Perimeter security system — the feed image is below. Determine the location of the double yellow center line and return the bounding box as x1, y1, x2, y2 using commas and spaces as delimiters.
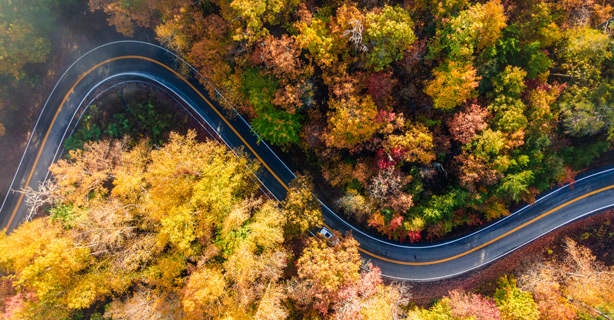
7, 55, 287, 230
8, 55, 613, 267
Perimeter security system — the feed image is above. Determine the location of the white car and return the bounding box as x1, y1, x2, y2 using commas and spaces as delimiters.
318, 227, 339, 245
319, 227, 334, 240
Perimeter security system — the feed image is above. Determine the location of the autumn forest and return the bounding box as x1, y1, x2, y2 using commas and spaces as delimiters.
83, 0, 614, 242
1, 0, 614, 319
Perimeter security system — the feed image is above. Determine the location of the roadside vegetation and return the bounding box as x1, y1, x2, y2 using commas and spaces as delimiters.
0, 131, 613, 319
63, 83, 191, 151
0, 84, 613, 319
86, 0, 614, 242
409, 238, 614, 320
1, 0, 614, 319
0, 132, 407, 319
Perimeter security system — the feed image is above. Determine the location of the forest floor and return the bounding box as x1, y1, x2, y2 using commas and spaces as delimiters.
62, 81, 221, 152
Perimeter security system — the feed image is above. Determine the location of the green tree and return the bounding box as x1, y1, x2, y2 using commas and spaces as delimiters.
559, 27, 613, 86
242, 68, 303, 149
478, 2, 560, 82
105, 102, 175, 145
486, 65, 528, 133
242, 68, 278, 113
560, 81, 614, 140
421, 189, 466, 226
363, 6, 416, 71
492, 66, 527, 99
489, 97, 527, 133
251, 108, 303, 149
469, 129, 506, 161
430, 0, 507, 60
496, 170, 534, 202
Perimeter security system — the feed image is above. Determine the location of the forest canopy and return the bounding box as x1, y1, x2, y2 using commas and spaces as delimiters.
87, 0, 614, 242
0, 133, 409, 319
1, 134, 613, 319
1, 0, 614, 318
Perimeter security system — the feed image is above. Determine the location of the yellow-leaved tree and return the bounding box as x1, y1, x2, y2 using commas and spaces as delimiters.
0, 131, 291, 319
324, 95, 381, 149
424, 60, 481, 111
282, 175, 323, 238
292, 232, 362, 314
0, 219, 92, 319
383, 124, 435, 164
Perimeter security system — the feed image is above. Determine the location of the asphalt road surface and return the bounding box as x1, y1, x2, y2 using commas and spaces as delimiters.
1, 41, 613, 281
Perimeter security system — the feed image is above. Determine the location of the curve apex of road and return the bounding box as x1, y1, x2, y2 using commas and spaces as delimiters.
1, 41, 614, 281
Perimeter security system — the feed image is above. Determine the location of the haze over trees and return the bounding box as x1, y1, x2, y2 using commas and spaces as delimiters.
0, 0, 62, 137
0, 0, 57, 79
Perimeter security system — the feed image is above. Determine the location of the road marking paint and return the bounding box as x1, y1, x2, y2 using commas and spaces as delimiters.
355, 184, 614, 265
133, 56, 289, 192
7, 55, 288, 230
8, 55, 613, 268
6, 56, 128, 229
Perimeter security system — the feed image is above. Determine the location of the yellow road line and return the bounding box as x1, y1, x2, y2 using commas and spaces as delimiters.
8, 55, 613, 268
134, 56, 289, 192
7, 55, 289, 230
7, 56, 127, 228
356, 184, 614, 265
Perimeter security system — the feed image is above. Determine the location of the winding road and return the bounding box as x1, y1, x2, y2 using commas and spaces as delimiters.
1, 41, 613, 281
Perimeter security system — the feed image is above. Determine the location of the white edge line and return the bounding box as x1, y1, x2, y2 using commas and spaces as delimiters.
384, 203, 614, 282
3, 40, 613, 255
40, 75, 277, 205
320, 167, 614, 249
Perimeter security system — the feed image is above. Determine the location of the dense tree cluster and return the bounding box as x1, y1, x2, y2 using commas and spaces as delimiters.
408, 238, 614, 319
1, 1, 613, 317
0, 133, 408, 319
88, 0, 614, 241
86, 0, 614, 242
12, 148, 614, 320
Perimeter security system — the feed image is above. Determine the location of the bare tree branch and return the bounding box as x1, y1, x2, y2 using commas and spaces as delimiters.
344, 19, 368, 53
14, 178, 60, 221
